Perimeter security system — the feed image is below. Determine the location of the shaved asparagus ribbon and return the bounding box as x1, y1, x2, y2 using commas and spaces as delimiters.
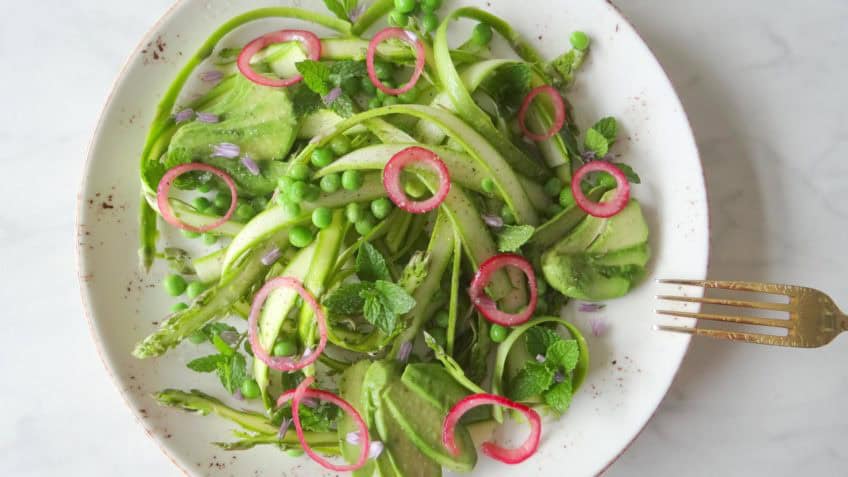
443, 393, 541, 464
247, 277, 327, 371
366, 28, 425, 95
382, 146, 450, 214
571, 161, 630, 218
157, 163, 237, 233
469, 254, 538, 326
238, 29, 322, 87
518, 85, 566, 141
277, 376, 371, 471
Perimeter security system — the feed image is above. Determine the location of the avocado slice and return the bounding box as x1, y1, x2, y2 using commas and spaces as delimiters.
374, 397, 442, 477
360, 361, 404, 477
542, 198, 650, 301
339, 361, 380, 477
382, 382, 477, 472
401, 364, 489, 424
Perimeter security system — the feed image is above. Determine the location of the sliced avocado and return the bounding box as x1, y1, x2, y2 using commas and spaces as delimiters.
401, 364, 489, 423
549, 210, 607, 254
586, 199, 649, 254
594, 242, 651, 267
166, 74, 298, 197
383, 382, 477, 472
374, 397, 442, 477
339, 361, 379, 477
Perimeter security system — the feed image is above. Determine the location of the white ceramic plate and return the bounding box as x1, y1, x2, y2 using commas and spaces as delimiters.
77, 0, 709, 475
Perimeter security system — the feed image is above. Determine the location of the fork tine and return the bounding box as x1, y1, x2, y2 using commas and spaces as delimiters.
655, 324, 788, 345
656, 295, 792, 312
658, 279, 795, 296
656, 309, 793, 328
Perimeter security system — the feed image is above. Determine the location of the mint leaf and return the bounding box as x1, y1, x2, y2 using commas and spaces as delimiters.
497, 224, 535, 252
612, 162, 641, 184
546, 339, 579, 372
295, 60, 331, 96
509, 362, 555, 401
357, 242, 391, 282
187, 354, 225, 373
543, 380, 573, 414
584, 128, 609, 157
398, 251, 430, 294
330, 93, 355, 118
329, 60, 367, 84
525, 326, 561, 356
375, 280, 416, 314
291, 85, 323, 116
323, 282, 373, 315
322, 0, 348, 20
480, 63, 532, 112
592, 117, 617, 143
215, 353, 247, 394
298, 402, 339, 432
362, 288, 398, 334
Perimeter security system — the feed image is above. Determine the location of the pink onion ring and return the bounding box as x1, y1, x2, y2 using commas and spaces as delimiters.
517, 85, 566, 142
469, 254, 538, 326
237, 29, 321, 87
247, 277, 328, 372
443, 393, 541, 465
156, 163, 237, 233
382, 146, 450, 214
571, 161, 630, 218
366, 28, 425, 96
277, 377, 371, 471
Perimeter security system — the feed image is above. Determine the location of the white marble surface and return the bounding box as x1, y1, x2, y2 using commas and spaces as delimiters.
2, 0, 847, 475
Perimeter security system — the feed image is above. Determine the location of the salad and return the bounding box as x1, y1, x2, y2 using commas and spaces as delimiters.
133, 0, 650, 474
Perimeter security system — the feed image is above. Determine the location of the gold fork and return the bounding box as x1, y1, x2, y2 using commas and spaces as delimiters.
655, 279, 848, 347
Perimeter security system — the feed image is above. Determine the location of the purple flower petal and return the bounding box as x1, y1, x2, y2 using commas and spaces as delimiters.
212, 142, 240, 158
174, 108, 195, 123
581, 150, 597, 162
554, 371, 565, 383
301, 347, 313, 359
368, 441, 384, 459
481, 213, 504, 228
323, 87, 342, 105
396, 341, 413, 363
578, 302, 606, 312
196, 112, 219, 123
346, 431, 361, 446
278, 417, 292, 439
590, 317, 608, 337
241, 155, 260, 176
261, 247, 281, 266
300, 397, 318, 409
535, 354, 546, 363
348, 4, 366, 22
233, 389, 244, 401
200, 70, 223, 83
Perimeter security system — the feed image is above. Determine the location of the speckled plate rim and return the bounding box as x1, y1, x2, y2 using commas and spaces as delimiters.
74, 1, 711, 475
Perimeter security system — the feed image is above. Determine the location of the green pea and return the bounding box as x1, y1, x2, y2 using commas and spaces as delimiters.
319, 173, 341, 193
370, 198, 392, 219
394, 0, 416, 13
213, 193, 230, 209
192, 196, 211, 212
303, 184, 321, 202
382, 96, 399, 107
429, 328, 447, 348
355, 216, 376, 235
340, 76, 361, 95
489, 324, 508, 343
501, 205, 516, 225
289, 225, 314, 248
202, 233, 218, 245
180, 229, 200, 239
481, 177, 496, 193
330, 135, 352, 156
197, 183, 212, 193
471, 23, 493, 46
341, 170, 363, 190
277, 176, 294, 192
596, 172, 617, 189
570, 31, 590, 51
368, 96, 383, 109
373, 60, 394, 81
311, 147, 334, 168
388, 10, 410, 26
361, 76, 377, 95
185, 281, 207, 299
421, 12, 439, 33
559, 186, 575, 208
288, 180, 308, 202
288, 163, 311, 181
421, 0, 442, 12
188, 330, 206, 344
170, 302, 189, 313
240, 379, 261, 399
312, 207, 333, 229
273, 340, 297, 357
236, 203, 256, 221
346, 203, 363, 223
398, 87, 418, 104
285, 448, 305, 457
434, 311, 450, 328
544, 177, 564, 197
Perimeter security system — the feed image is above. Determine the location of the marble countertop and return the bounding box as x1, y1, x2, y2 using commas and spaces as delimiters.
2, 0, 847, 475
